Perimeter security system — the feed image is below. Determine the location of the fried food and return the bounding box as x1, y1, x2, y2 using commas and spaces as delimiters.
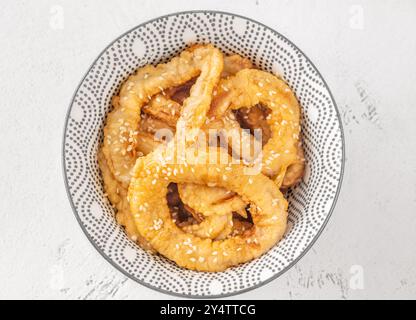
234, 104, 272, 146
230, 213, 254, 237
182, 210, 234, 240
221, 54, 253, 78
165, 78, 197, 105
102, 44, 223, 187
178, 183, 246, 240
138, 53, 256, 239
178, 183, 246, 217
142, 94, 181, 127
99, 45, 304, 271
128, 147, 288, 272
210, 69, 303, 181
281, 141, 305, 188
141, 67, 304, 185
98, 149, 154, 252
157, 69, 303, 242
100, 44, 222, 246
136, 132, 162, 155
139, 113, 175, 136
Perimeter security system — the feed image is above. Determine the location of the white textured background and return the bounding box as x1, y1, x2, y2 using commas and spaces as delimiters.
1, 0, 415, 300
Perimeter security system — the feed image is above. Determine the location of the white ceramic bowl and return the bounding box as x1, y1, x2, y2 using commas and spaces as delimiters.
63, 11, 344, 298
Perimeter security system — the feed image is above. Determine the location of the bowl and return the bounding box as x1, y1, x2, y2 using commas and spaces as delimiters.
63, 10, 344, 298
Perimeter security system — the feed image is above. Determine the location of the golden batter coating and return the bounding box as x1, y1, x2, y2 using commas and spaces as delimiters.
98, 45, 304, 270
210, 69, 303, 181
128, 147, 288, 272
102, 44, 223, 187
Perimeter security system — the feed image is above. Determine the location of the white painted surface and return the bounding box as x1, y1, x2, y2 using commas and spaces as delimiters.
0, 0, 415, 299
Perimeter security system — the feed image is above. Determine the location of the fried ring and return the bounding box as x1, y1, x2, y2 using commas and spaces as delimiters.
210, 69, 302, 180
168, 112, 254, 239
162, 69, 302, 240
128, 147, 288, 272
137, 53, 255, 239
141, 68, 303, 185
102, 44, 223, 187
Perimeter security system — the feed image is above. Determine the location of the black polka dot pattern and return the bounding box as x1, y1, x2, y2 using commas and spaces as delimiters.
63, 11, 344, 298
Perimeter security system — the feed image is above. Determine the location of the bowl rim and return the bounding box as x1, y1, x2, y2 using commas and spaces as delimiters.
62, 10, 345, 299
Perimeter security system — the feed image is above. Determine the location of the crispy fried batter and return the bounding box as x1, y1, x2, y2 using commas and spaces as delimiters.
221, 54, 253, 78
102, 44, 223, 187
210, 69, 302, 181
139, 113, 175, 135
99, 46, 304, 270
138, 53, 256, 239
178, 183, 246, 239
128, 147, 288, 272
178, 183, 246, 217
142, 95, 181, 127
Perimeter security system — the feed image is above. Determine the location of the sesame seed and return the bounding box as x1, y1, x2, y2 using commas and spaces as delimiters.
221, 85, 229, 92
